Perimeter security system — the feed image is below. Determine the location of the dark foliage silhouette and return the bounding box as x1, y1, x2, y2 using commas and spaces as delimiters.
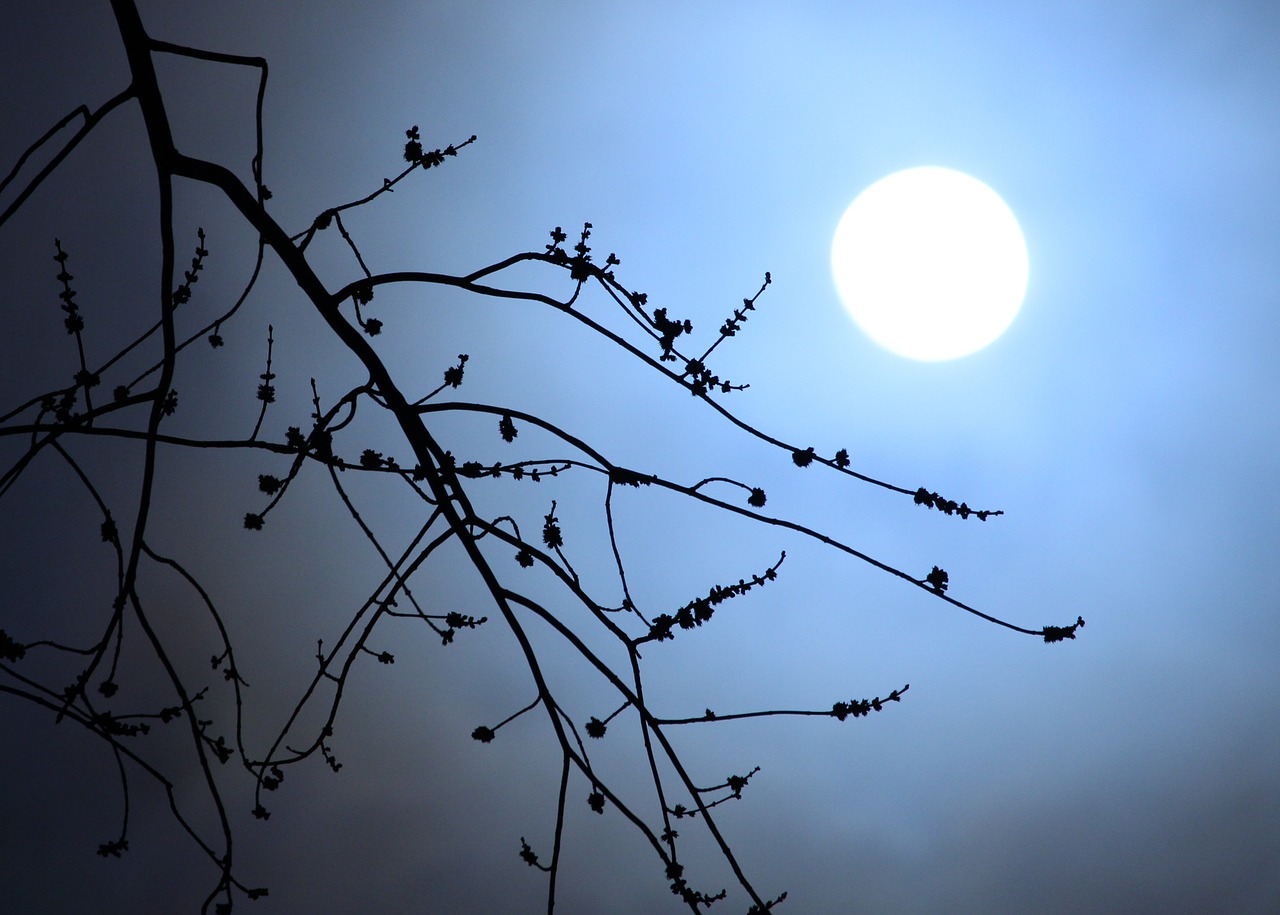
0, 3, 1083, 912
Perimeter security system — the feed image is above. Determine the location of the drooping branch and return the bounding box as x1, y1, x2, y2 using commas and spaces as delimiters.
0, 4, 1082, 912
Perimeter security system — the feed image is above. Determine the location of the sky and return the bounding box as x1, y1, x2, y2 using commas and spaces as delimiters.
2, 1, 1279, 912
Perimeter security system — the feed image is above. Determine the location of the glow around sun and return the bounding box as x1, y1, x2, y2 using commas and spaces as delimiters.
831, 167, 1028, 362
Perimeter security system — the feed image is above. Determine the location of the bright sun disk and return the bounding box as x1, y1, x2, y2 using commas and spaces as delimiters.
831, 167, 1028, 362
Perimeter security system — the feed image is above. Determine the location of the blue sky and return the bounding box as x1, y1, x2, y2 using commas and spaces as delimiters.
2, 1, 1278, 912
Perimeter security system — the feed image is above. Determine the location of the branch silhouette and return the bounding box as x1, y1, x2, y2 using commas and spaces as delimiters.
0, 3, 1084, 912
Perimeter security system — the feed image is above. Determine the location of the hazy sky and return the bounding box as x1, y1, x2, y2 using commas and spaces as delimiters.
3, 2, 1279, 912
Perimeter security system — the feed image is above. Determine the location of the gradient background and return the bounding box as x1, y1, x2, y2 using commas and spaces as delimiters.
2, 2, 1278, 912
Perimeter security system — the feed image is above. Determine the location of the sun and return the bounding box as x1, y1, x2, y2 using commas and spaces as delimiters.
831, 167, 1028, 362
